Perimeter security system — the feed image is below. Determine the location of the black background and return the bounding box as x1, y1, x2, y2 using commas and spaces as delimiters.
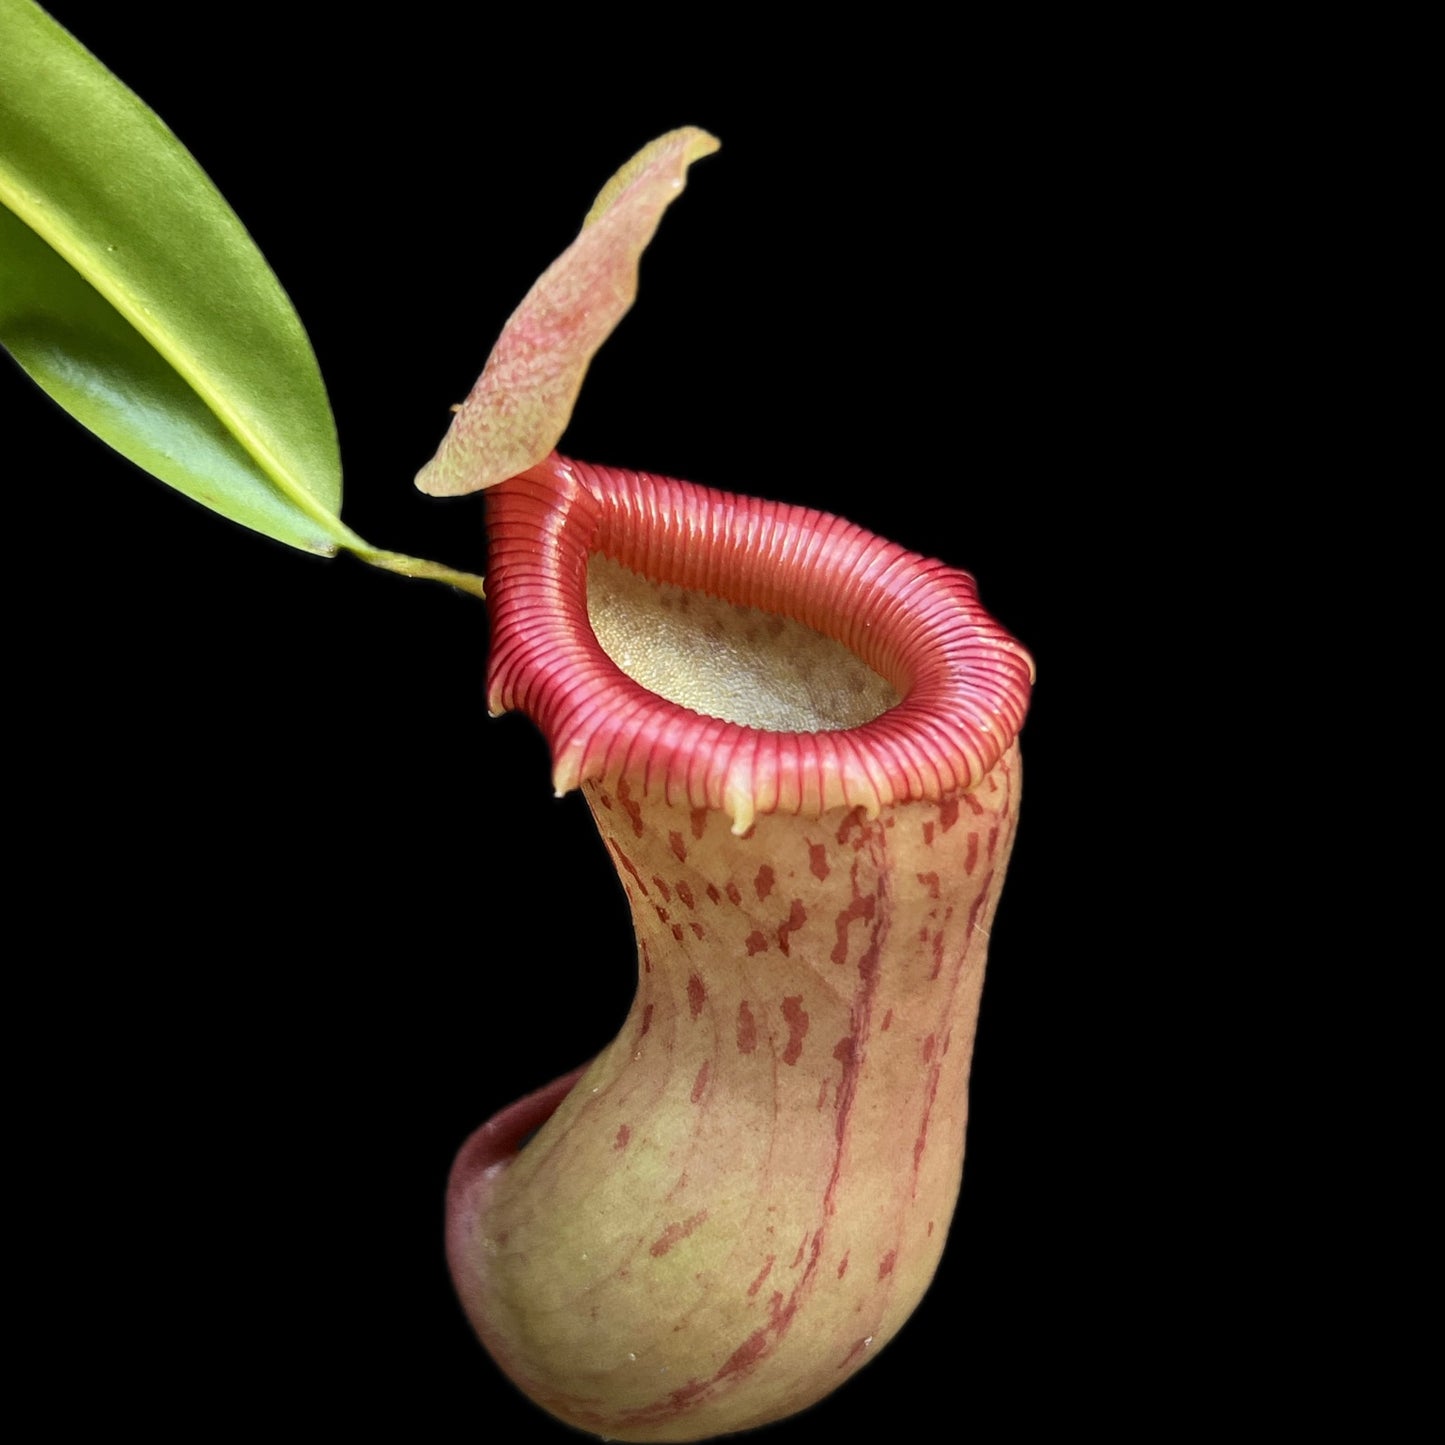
10, 5, 1205, 1437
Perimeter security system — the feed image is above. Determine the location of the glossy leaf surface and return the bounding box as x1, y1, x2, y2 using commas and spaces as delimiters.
0, 0, 346, 554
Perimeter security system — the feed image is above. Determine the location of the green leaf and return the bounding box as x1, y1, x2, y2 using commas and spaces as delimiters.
415, 127, 720, 497
0, 0, 346, 554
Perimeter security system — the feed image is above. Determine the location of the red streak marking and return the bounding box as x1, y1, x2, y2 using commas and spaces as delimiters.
676, 880, 695, 909
857, 934, 880, 985
745, 930, 768, 956
966, 872, 994, 938
777, 898, 807, 956
882, 1008, 894, 1031
965, 833, 979, 875
718, 1327, 769, 1379
917, 870, 941, 899
791, 1236, 807, 1268
930, 931, 945, 980
672, 923, 684, 942
928, 1220, 935, 1236
836, 807, 867, 846
838, 1337, 868, 1372
687, 972, 706, 1019
820, 883, 886, 1240
837, 1251, 850, 1279
725, 881, 742, 906
616, 778, 645, 837
922, 1033, 936, 1062
834, 1035, 856, 1067
690, 921, 705, 940
943, 1027, 952, 1056
690, 807, 708, 840
923, 820, 935, 846
878, 1249, 897, 1279
914, 1062, 942, 1182
622, 1240, 809, 1443
737, 1000, 757, 1053
988, 824, 999, 859
669, 830, 687, 862
639, 1002, 653, 1037
666, 1379, 710, 1411
746, 1255, 775, 1297
809, 842, 830, 880
691, 1059, 710, 1103
611, 841, 649, 898
781, 996, 809, 1065
939, 797, 959, 833
614, 1124, 631, 1150
706, 883, 721, 904
641, 940, 652, 975
816, 1078, 829, 1109
654, 905, 670, 925
754, 864, 775, 900
962, 790, 985, 815
652, 875, 672, 902
831, 889, 875, 965
649, 1210, 708, 1257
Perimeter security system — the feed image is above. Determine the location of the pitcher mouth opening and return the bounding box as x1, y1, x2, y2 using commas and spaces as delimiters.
484, 454, 1033, 833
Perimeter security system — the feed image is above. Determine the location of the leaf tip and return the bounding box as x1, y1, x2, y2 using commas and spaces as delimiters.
413, 454, 452, 496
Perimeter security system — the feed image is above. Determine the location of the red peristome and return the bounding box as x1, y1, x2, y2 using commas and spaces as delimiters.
484, 454, 1032, 830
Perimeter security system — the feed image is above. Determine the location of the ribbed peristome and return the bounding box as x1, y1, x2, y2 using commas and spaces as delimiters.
484, 454, 1033, 832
